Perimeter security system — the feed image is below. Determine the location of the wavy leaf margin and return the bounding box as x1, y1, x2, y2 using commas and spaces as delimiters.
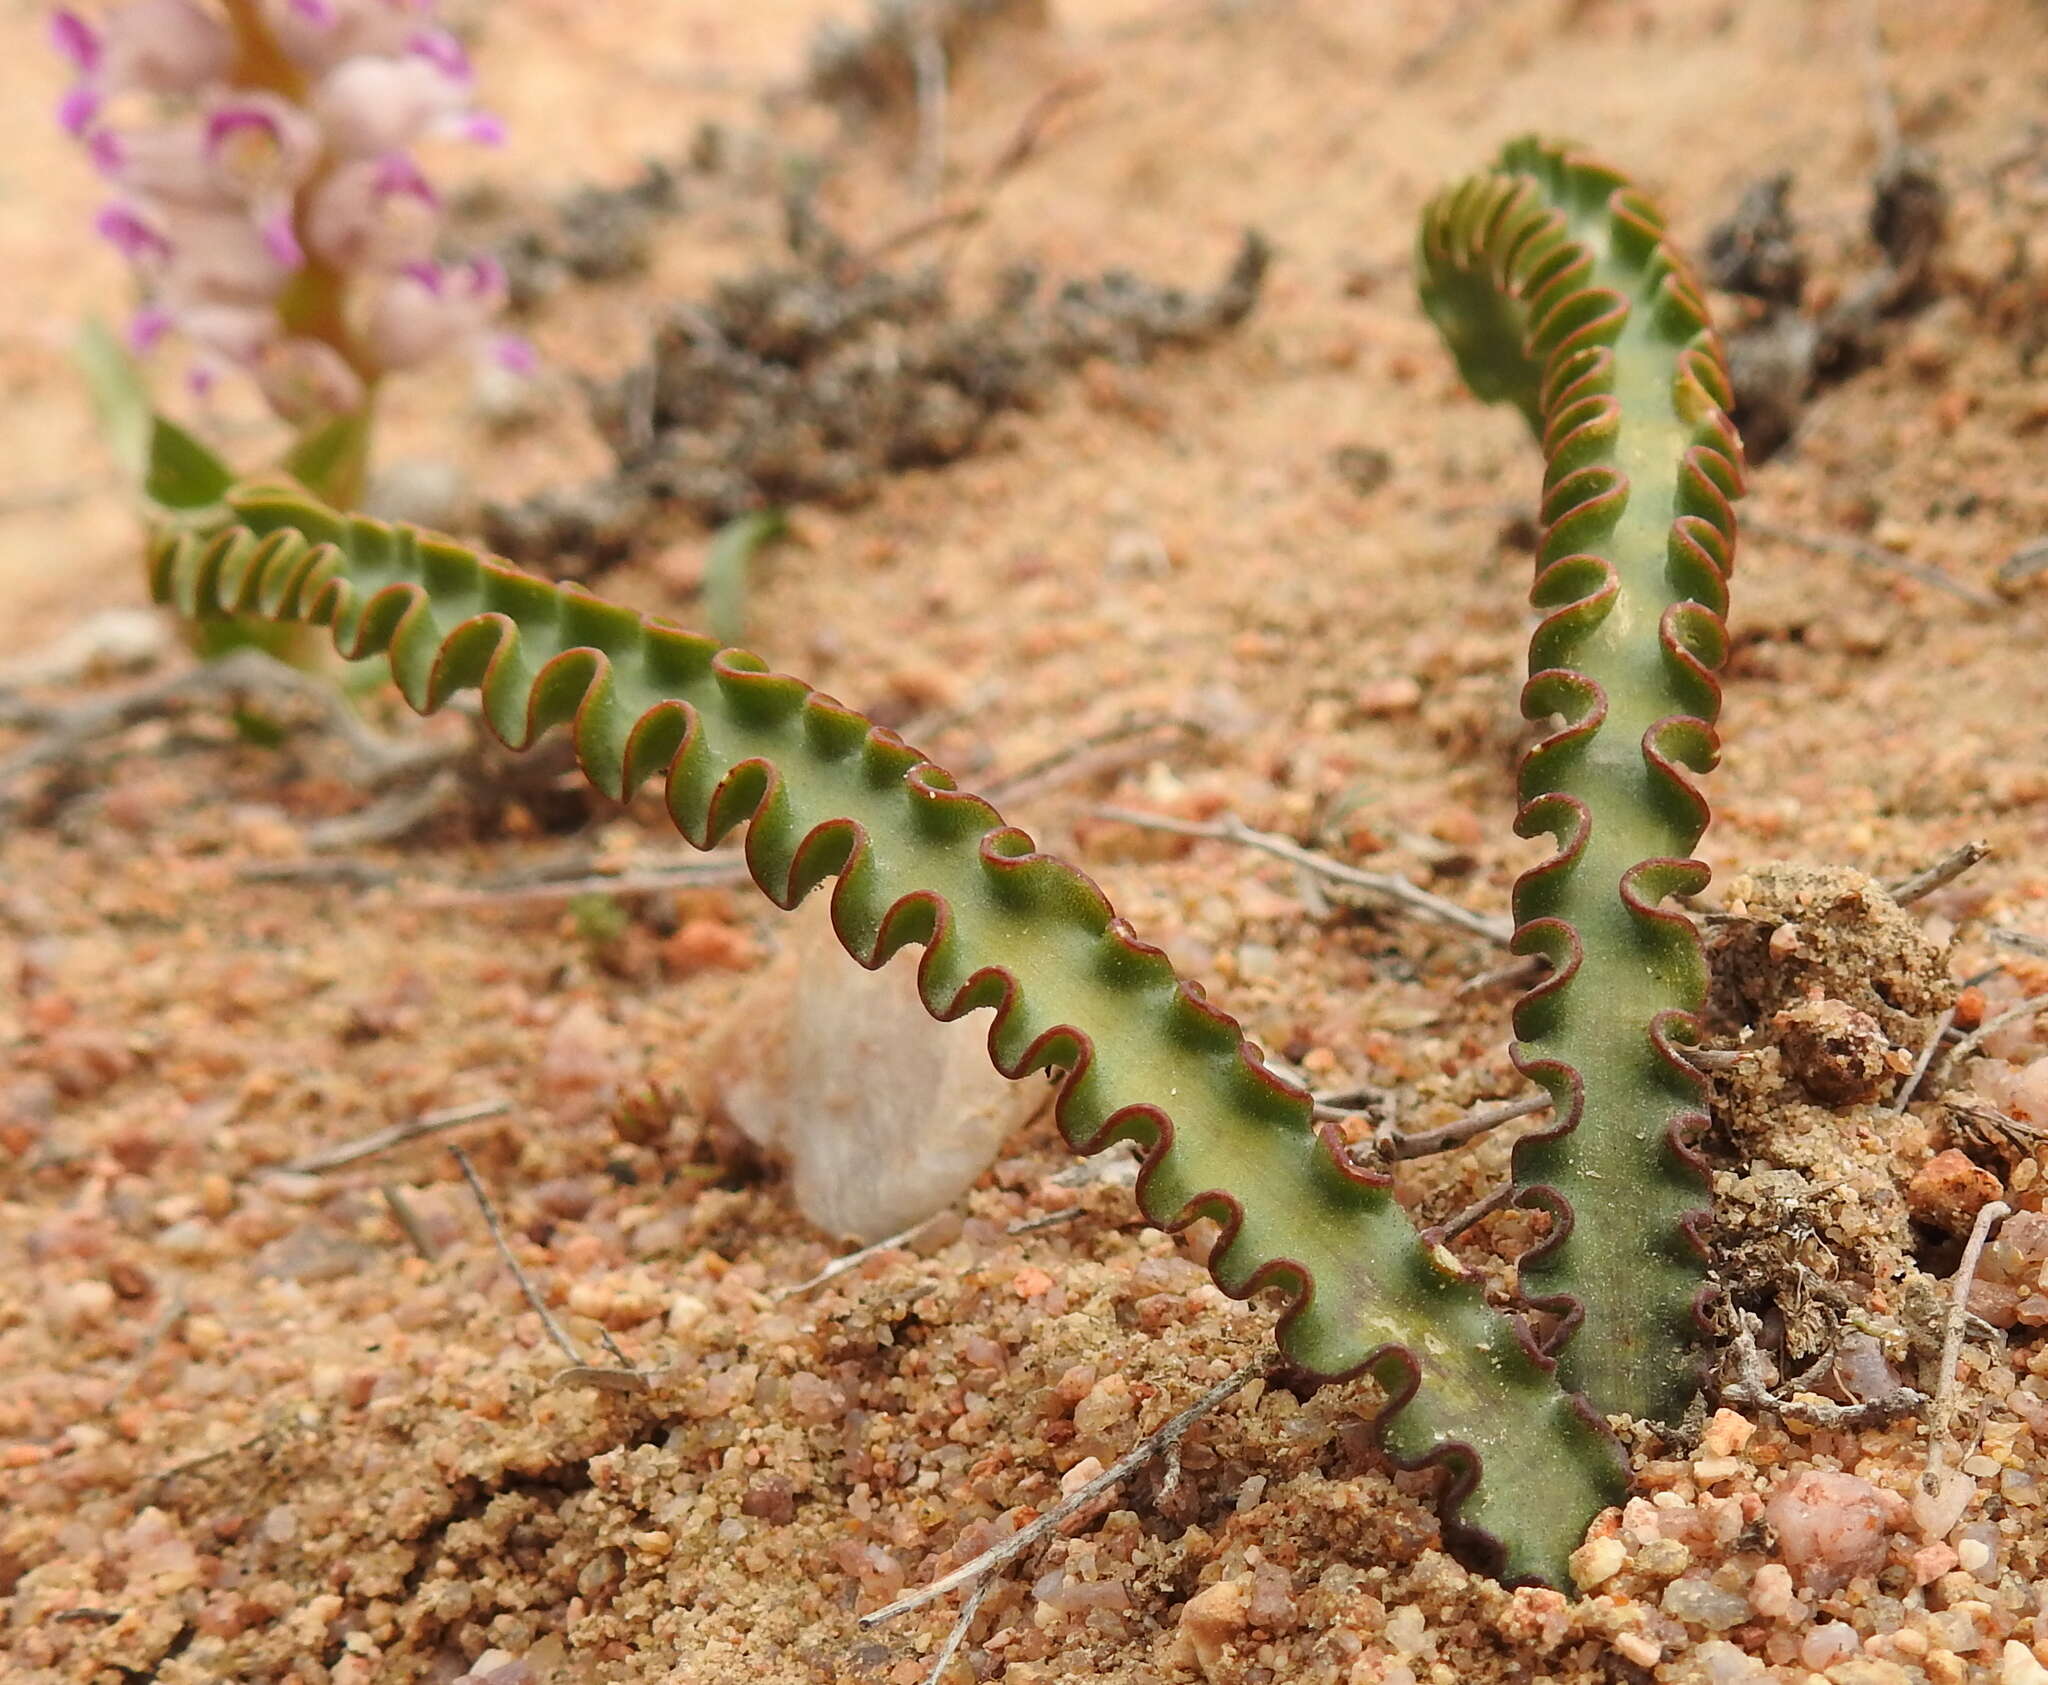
147, 480, 1625, 1586
1419, 136, 1745, 1423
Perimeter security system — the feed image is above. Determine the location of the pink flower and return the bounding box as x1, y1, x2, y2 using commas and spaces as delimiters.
259, 0, 426, 74
250, 336, 366, 423
176, 302, 276, 365
92, 120, 220, 207
305, 152, 438, 270
94, 201, 171, 267
363, 256, 506, 370
203, 95, 322, 202
95, 0, 234, 95
126, 301, 175, 353
161, 206, 297, 305
313, 52, 468, 156
53, 0, 520, 429
49, 9, 102, 72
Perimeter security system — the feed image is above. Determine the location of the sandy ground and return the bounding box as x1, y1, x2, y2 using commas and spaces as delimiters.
5, 1, 2048, 1681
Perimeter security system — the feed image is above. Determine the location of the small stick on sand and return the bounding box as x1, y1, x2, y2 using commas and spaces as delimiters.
1927, 1200, 2011, 1486
1996, 537, 2048, 589
109, 1294, 189, 1406
412, 859, 755, 909
1092, 805, 1512, 947
0, 647, 451, 811
303, 769, 464, 852
282, 1099, 510, 1175
1893, 1005, 1959, 1112
915, 1575, 993, 1685
1887, 841, 1992, 907
1940, 998, 2048, 1078
381, 1184, 440, 1261
861, 1358, 1267, 1637
1422, 1183, 1515, 1247
910, 8, 947, 201
1006, 1206, 1086, 1236
451, 1146, 586, 1369
982, 714, 1205, 805
1456, 952, 1549, 996
1365, 1093, 1551, 1163
1745, 518, 1998, 610
773, 1215, 942, 1301
1720, 1313, 1926, 1429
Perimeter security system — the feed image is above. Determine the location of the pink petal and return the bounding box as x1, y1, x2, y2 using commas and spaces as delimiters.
457, 109, 505, 146
94, 203, 172, 264
49, 10, 102, 73
489, 334, 536, 376
57, 83, 101, 137
405, 26, 470, 82
260, 207, 306, 269
127, 303, 175, 354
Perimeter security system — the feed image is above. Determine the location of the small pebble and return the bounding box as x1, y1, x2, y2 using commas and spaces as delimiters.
1060, 1456, 1105, 1496
1569, 1535, 1626, 1590
2004, 1640, 2048, 1685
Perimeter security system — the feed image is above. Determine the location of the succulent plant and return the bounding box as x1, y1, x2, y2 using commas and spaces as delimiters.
1420, 138, 1744, 1425
123, 135, 1742, 1589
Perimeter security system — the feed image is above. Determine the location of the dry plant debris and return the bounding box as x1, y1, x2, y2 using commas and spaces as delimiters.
482, 215, 1269, 577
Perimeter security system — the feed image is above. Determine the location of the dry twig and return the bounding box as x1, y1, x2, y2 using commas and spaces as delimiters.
1942, 997, 2048, 1077
1893, 1005, 1959, 1112
1928, 1200, 2011, 1484
983, 714, 1205, 805
1423, 1183, 1515, 1246
302, 768, 464, 851
860, 1359, 1267, 1632
1091, 805, 1512, 946
1456, 952, 1549, 996
0, 648, 450, 811
773, 1216, 941, 1301
1364, 1092, 1550, 1162
282, 1098, 510, 1174
1997, 537, 2048, 589
1719, 1312, 1926, 1429
910, 8, 948, 200
1745, 518, 1998, 610
1887, 841, 1991, 906
381, 1184, 440, 1261
238, 858, 400, 889
453, 1146, 648, 1393
411, 857, 754, 909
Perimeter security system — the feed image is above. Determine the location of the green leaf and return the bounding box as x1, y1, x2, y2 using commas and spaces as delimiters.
703, 509, 789, 649
145, 416, 236, 511
279, 407, 373, 510
72, 318, 153, 484
71, 319, 235, 511
1419, 137, 1745, 1423
147, 481, 1628, 1588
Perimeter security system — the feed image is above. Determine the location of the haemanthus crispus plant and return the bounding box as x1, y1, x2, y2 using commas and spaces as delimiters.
1420, 137, 1745, 1424
134, 136, 1742, 1590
